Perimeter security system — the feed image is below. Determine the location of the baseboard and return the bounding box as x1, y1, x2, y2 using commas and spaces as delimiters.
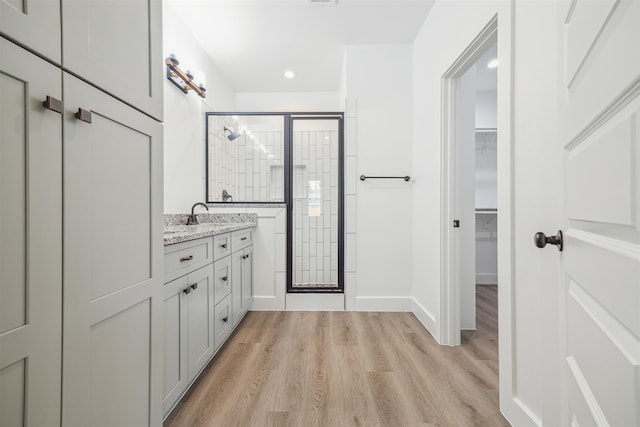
355, 296, 413, 311
476, 273, 498, 285
411, 298, 440, 343
250, 296, 280, 311
285, 293, 345, 311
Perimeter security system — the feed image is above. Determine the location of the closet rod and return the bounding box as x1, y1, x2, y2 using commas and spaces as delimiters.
360, 175, 411, 182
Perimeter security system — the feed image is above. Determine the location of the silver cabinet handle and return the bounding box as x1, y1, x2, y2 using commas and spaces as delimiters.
180, 255, 193, 262
220, 243, 227, 249
222, 316, 228, 323
240, 237, 247, 241
42, 96, 63, 114
75, 108, 92, 123
221, 276, 228, 282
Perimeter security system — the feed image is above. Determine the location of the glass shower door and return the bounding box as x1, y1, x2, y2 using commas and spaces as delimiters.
288, 117, 343, 292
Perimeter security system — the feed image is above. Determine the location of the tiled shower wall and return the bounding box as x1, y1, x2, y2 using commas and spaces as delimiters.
208, 116, 284, 202
292, 128, 339, 286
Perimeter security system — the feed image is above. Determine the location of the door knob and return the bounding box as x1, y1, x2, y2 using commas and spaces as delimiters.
534, 230, 563, 252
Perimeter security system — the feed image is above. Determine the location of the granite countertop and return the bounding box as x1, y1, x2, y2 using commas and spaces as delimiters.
164, 213, 257, 246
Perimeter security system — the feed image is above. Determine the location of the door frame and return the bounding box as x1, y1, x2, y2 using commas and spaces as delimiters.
440, 16, 499, 346
440, 10, 528, 424
286, 114, 345, 293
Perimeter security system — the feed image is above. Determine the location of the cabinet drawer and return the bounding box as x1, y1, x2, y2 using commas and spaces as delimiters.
213, 233, 231, 261
213, 255, 232, 305
164, 237, 213, 283
231, 228, 253, 252
214, 294, 233, 351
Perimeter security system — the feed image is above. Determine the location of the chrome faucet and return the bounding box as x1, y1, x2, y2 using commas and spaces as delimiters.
186, 202, 208, 225
222, 190, 233, 202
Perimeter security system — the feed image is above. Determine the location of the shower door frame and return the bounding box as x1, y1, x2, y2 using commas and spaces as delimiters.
286, 114, 345, 293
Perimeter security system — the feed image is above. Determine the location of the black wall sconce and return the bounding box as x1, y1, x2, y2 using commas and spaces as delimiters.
165, 54, 206, 98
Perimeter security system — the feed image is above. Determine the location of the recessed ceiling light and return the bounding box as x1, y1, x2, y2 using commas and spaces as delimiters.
487, 59, 499, 69
284, 70, 296, 79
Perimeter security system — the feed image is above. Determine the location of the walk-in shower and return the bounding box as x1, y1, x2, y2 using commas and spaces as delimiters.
205, 112, 344, 293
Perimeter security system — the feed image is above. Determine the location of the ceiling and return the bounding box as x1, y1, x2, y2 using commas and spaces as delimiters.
168, 0, 435, 93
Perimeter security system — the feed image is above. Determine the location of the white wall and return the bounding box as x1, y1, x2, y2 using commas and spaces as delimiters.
235, 92, 341, 112
344, 44, 414, 310
163, 2, 236, 213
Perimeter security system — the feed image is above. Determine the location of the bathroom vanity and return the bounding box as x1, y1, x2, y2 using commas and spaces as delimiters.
162, 214, 256, 418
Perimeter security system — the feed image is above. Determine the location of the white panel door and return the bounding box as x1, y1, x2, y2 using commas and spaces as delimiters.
0, 0, 60, 63
62, 73, 163, 427
0, 37, 62, 427
61, 0, 163, 120
163, 276, 188, 418
558, 0, 640, 425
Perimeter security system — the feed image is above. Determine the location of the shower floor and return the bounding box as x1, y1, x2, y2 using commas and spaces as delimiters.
291, 282, 339, 289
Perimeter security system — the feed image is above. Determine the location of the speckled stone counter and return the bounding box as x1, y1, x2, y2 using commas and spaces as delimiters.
164, 213, 257, 246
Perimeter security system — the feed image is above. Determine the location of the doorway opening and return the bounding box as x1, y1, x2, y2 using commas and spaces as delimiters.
287, 115, 345, 293
440, 17, 500, 347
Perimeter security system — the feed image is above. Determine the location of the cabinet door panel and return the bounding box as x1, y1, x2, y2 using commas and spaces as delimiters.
61, 0, 163, 120
242, 246, 254, 313
0, 37, 62, 427
163, 276, 188, 417
231, 250, 244, 326
187, 265, 215, 382
0, 0, 60, 63
62, 74, 163, 427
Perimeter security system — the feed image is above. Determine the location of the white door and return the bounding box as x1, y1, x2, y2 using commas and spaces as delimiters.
62, 73, 164, 427
557, 0, 640, 425
0, 37, 62, 427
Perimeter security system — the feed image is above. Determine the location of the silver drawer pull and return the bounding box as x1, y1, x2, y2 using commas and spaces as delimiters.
222, 316, 228, 323
180, 255, 193, 262
221, 276, 228, 282
240, 237, 247, 241
220, 243, 227, 249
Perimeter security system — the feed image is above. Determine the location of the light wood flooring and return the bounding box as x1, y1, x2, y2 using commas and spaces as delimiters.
165, 285, 507, 427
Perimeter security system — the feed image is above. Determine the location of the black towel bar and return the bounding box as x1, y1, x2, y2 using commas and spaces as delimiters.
360, 175, 410, 182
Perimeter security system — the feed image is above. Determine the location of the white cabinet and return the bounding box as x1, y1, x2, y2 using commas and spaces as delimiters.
0, 36, 62, 427
62, 74, 164, 427
162, 228, 254, 419
0, 0, 61, 63
61, 0, 163, 120
163, 264, 215, 417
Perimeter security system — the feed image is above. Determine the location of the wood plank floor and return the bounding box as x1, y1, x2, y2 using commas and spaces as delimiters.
165, 285, 507, 427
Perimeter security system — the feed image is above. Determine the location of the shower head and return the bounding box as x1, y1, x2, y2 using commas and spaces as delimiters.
224, 127, 242, 141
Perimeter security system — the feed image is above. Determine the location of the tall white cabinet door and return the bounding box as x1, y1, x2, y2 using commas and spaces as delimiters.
558, 0, 640, 425
0, 37, 62, 427
62, 74, 163, 427
61, 0, 163, 120
0, 0, 60, 63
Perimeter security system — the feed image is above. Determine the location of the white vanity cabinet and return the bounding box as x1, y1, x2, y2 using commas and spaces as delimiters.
163, 262, 215, 417
162, 227, 254, 419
